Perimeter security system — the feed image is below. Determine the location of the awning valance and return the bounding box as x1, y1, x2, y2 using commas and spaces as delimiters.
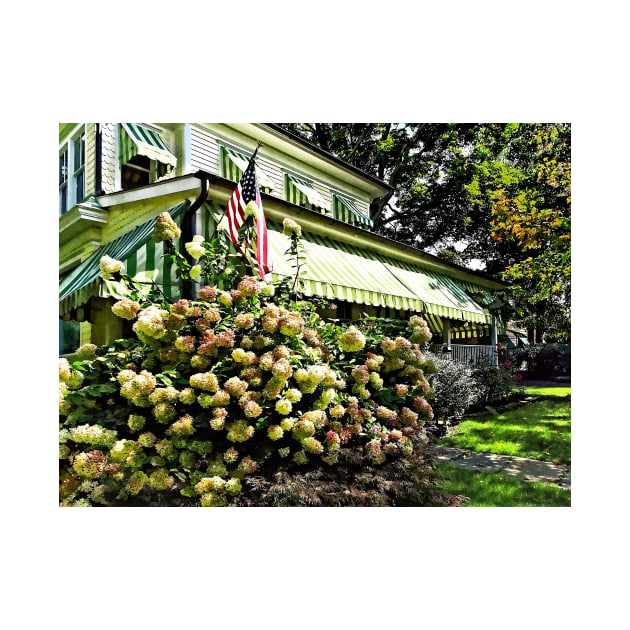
285, 174, 329, 214
333, 194, 373, 229
119, 123, 177, 176
221, 146, 274, 193
59, 201, 192, 316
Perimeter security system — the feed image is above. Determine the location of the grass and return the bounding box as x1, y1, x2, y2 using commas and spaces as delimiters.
431, 385, 571, 507
439, 393, 571, 465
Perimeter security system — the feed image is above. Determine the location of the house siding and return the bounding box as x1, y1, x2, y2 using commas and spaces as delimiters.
101, 122, 117, 194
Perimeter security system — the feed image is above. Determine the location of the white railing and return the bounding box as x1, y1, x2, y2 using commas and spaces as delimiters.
429, 343, 497, 367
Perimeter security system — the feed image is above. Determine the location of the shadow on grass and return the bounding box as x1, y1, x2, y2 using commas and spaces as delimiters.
432, 463, 571, 507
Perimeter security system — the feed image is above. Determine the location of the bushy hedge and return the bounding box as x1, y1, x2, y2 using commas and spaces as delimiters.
59, 215, 447, 507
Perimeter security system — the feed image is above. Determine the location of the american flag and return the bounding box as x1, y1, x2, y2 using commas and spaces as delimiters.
225, 149, 271, 278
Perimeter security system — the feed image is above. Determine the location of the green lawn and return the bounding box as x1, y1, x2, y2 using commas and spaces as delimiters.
432, 463, 571, 507
432, 386, 571, 507
438, 393, 571, 465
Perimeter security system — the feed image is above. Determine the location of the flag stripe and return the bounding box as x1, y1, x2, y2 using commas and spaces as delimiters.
224, 151, 272, 278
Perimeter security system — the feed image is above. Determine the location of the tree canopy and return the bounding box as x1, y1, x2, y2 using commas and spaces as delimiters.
277, 123, 571, 342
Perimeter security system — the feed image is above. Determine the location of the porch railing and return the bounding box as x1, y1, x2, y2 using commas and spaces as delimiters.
429, 343, 497, 367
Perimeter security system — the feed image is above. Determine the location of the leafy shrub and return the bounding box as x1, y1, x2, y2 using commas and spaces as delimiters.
59, 215, 444, 507
512, 343, 571, 379
424, 351, 478, 425
472, 360, 518, 405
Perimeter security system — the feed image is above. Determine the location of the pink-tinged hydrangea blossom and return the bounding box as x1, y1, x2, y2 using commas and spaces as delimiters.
329, 404, 345, 419
166, 414, 196, 436
210, 408, 228, 430
262, 376, 284, 399
301, 436, 324, 455
170, 299, 191, 315
148, 386, 179, 404
72, 450, 107, 479
152, 212, 181, 242
365, 439, 386, 464
224, 376, 248, 398
198, 286, 218, 302
398, 436, 414, 456
259, 351, 274, 371
261, 315, 279, 333
382, 357, 405, 373
278, 312, 305, 337
242, 400, 262, 419
365, 353, 384, 371
109, 439, 142, 464
302, 410, 327, 429
412, 396, 434, 423
235, 313, 255, 329
324, 430, 341, 451
267, 425, 284, 441
189, 372, 219, 392
226, 420, 255, 442
237, 456, 258, 474
223, 447, 239, 463
174, 335, 196, 354
252, 335, 273, 350
351, 365, 370, 384
399, 407, 419, 426
133, 306, 169, 340
99, 255, 124, 279
376, 406, 398, 425
338, 325, 366, 352
147, 468, 174, 490
282, 217, 302, 238
271, 358, 293, 380
111, 298, 141, 320
125, 471, 148, 495
394, 383, 409, 396
237, 276, 261, 297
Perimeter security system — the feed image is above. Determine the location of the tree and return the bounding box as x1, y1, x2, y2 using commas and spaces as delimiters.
277, 123, 571, 342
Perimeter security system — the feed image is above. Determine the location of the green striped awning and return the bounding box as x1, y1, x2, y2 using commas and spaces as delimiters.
266, 224, 423, 311
119, 123, 177, 177
221, 146, 274, 193
59, 201, 200, 317
285, 174, 329, 214
333, 194, 373, 229
379, 259, 492, 324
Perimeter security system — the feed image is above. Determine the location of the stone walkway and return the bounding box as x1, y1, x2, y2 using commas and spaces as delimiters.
435, 446, 571, 489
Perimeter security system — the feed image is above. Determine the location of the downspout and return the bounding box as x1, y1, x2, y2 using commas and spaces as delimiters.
180, 172, 211, 299
95, 123, 103, 195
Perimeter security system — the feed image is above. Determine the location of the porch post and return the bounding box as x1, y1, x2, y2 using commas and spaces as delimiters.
490, 314, 498, 367
443, 319, 452, 346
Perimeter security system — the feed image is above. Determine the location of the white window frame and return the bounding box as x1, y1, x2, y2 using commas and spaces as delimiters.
59, 125, 86, 215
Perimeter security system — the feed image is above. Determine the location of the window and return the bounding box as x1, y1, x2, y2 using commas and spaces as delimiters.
333, 193, 373, 228
59, 126, 85, 215
118, 123, 177, 191
285, 173, 329, 214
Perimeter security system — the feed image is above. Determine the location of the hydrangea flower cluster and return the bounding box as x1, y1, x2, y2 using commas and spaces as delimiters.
60, 217, 437, 506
